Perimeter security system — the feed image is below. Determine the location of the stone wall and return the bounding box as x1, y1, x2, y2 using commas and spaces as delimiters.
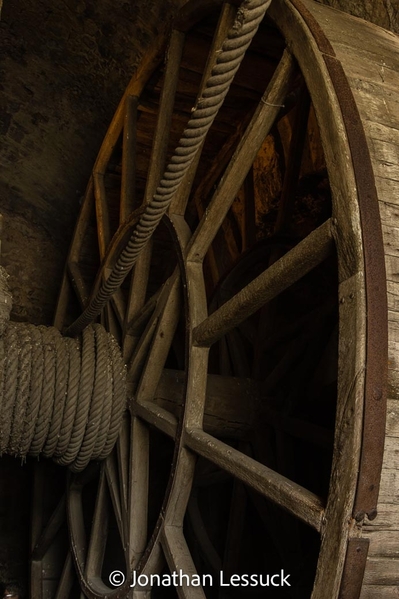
319, 0, 399, 32
0, 0, 182, 324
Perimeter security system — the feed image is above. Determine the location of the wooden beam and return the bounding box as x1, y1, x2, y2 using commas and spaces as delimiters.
121, 95, 139, 222
149, 368, 256, 439
187, 490, 223, 573
162, 526, 207, 599
105, 456, 126, 549
85, 470, 109, 579
128, 416, 149, 569
274, 84, 311, 233
54, 553, 74, 599
117, 414, 130, 513
185, 428, 325, 531
169, 3, 237, 216
93, 172, 111, 260
67, 262, 90, 309
187, 49, 296, 264
32, 495, 66, 561
193, 218, 334, 347
143, 29, 185, 206
132, 400, 178, 440
123, 241, 153, 362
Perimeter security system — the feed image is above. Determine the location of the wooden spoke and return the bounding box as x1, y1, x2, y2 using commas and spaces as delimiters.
152, 368, 255, 439
123, 241, 153, 362
186, 115, 253, 287
95, 45, 169, 174
110, 287, 126, 327
219, 478, 247, 598
218, 336, 233, 376
274, 84, 311, 234
128, 416, 149, 569
243, 167, 257, 251
67, 262, 90, 309
31, 462, 46, 599
162, 526, 207, 599
54, 178, 95, 329
117, 414, 130, 512
54, 552, 74, 599
187, 490, 223, 573
127, 320, 158, 383
68, 477, 89, 574
187, 49, 296, 264
93, 172, 111, 260
104, 454, 126, 549
261, 405, 333, 449
105, 302, 121, 342
202, 3, 237, 85
143, 29, 185, 207
132, 401, 178, 440
193, 218, 334, 347
261, 297, 336, 352
54, 272, 73, 330
85, 469, 109, 580
261, 329, 316, 393
225, 329, 251, 377
32, 494, 66, 561
131, 368, 258, 441
134, 273, 182, 402
122, 217, 187, 573
185, 428, 325, 531
245, 485, 302, 579
169, 3, 237, 216
177, 99, 253, 221
121, 94, 139, 223
125, 286, 163, 337
127, 238, 184, 386
69, 178, 95, 265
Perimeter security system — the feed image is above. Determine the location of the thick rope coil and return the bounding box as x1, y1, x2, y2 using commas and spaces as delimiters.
99, 332, 127, 460
19, 325, 45, 456
42, 328, 69, 457
9, 324, 32, 455
0, 322, 127, 471
92, 331, 114, 460
69, 324, 108, 472
53, 336, 81, 458
66, 0, 272, 337
57, 326, 96, 465
0, 325, 19, 454
30, 326, 57, 456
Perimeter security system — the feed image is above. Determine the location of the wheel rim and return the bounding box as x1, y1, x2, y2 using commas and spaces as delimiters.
33, 2, 388, 598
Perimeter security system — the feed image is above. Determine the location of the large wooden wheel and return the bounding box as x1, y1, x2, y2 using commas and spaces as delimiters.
31, 1, 399, 598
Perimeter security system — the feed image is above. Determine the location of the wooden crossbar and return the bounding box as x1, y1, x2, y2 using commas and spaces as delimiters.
193, 219, 334, 347
185, 428, 325, 531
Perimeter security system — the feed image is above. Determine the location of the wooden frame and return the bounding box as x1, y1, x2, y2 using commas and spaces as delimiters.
33, 1, 399, 597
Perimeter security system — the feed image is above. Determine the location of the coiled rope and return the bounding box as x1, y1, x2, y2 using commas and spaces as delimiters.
0, 321, 126, 472
66, 0, 271, 337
